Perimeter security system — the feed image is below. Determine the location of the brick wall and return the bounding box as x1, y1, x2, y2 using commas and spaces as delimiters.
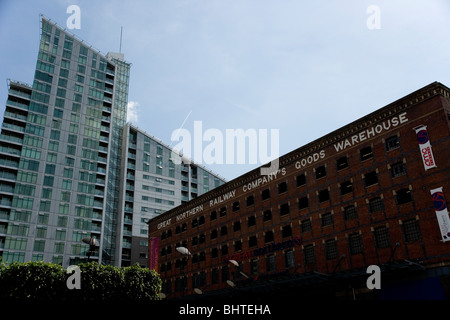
149, 82, 450, 297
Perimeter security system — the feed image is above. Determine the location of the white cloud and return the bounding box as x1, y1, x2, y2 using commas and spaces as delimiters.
127, 101, 141, 124
127, 101, 140, 124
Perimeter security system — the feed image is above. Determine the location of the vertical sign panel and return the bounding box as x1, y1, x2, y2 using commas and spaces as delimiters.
148, 237, 159, 271
415, 125, 437, 170
430, 187, 450, 242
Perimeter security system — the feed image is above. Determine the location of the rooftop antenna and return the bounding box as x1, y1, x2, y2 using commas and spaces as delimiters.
119, 26, 123, 53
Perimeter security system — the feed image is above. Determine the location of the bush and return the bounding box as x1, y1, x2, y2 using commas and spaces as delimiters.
0, 261, 66, 300
0, 261, 161, 301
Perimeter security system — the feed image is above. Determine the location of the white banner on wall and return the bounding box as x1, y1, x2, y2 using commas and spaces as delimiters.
414, 125, 437, 170
430, 187, 450, 242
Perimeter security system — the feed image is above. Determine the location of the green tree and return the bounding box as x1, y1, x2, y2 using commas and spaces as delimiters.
0, 261, 162, 301
0, 261, 65, 300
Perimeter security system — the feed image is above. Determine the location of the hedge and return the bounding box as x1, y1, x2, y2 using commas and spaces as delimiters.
0, 260, 162, 301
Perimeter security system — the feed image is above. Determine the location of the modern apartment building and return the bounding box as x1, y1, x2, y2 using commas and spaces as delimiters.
118, 123, 226, 267
0, 16, 225, 268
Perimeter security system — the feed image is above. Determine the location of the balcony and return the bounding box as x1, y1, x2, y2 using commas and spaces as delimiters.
8, 89, 31, 100
124, 206, 133, 213
2, 123, 25, 133
0, 158, 19, 169
0, 185, 14, 194
0, 134, 23, 145
0, 198, 12, 207
0, 146, 21, 157
6, 99, 29, 110
122, 242, 132, 249
4, 111, 27, 122
0, 171, 16, 181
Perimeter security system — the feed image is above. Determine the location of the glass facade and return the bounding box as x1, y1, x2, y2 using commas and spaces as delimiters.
118, 124, 226, 267
0, 17, 225, 267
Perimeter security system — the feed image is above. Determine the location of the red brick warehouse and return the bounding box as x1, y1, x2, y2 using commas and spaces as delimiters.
148, 81, 450, 300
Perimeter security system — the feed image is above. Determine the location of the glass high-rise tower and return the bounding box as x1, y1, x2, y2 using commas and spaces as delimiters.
0, 17, 225, 267
0, 17, 131, 267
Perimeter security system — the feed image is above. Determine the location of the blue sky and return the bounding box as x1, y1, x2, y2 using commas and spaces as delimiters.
1, 0, 449, 180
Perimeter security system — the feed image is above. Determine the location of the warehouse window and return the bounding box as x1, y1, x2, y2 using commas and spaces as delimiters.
321, 212, 333, 227
233, 221, 241, 232
340, 180, 353, 195
220, 226, 228, 236
360, 146, 373, 161
248, 215, 256, 227
298, 196, 309, 210
250, 259, 259, 275
210, 210, 217, 221
349, 233, 363, 254
374, 226, 390, 248
278, 181, 288, 194
301, 219, 312, 232
282, 225, 292, 238
246, 195, 255, 206
285, 250, 295, 268
403, 219, 421, 242
234, 240, 242, 252
337, 156, 348, 170
249, 235, 257, 247
232, 201, 240, 212
220, 207, 227, 217
263, 209, 272, 222
369, 197, 384, 213
364, 171, 378, 187
264, 231, 274, 243
296, 173, 306, 187
325, 239, 338, 260
344, 205, 357, 220
262, 188, 270, 200
266, 254, 276, 272
211, 229, 218, 239
315, 165, 326, 179
318, 189, 330, 202
396, 188, 413, 205
212, 268, 219, 283
391, 162, 406, 178
221, 265, 229, 281
280, 203, 290, 216
303, 244, 316, 264
221, 245, 228, 256
385, 135, 400, 151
